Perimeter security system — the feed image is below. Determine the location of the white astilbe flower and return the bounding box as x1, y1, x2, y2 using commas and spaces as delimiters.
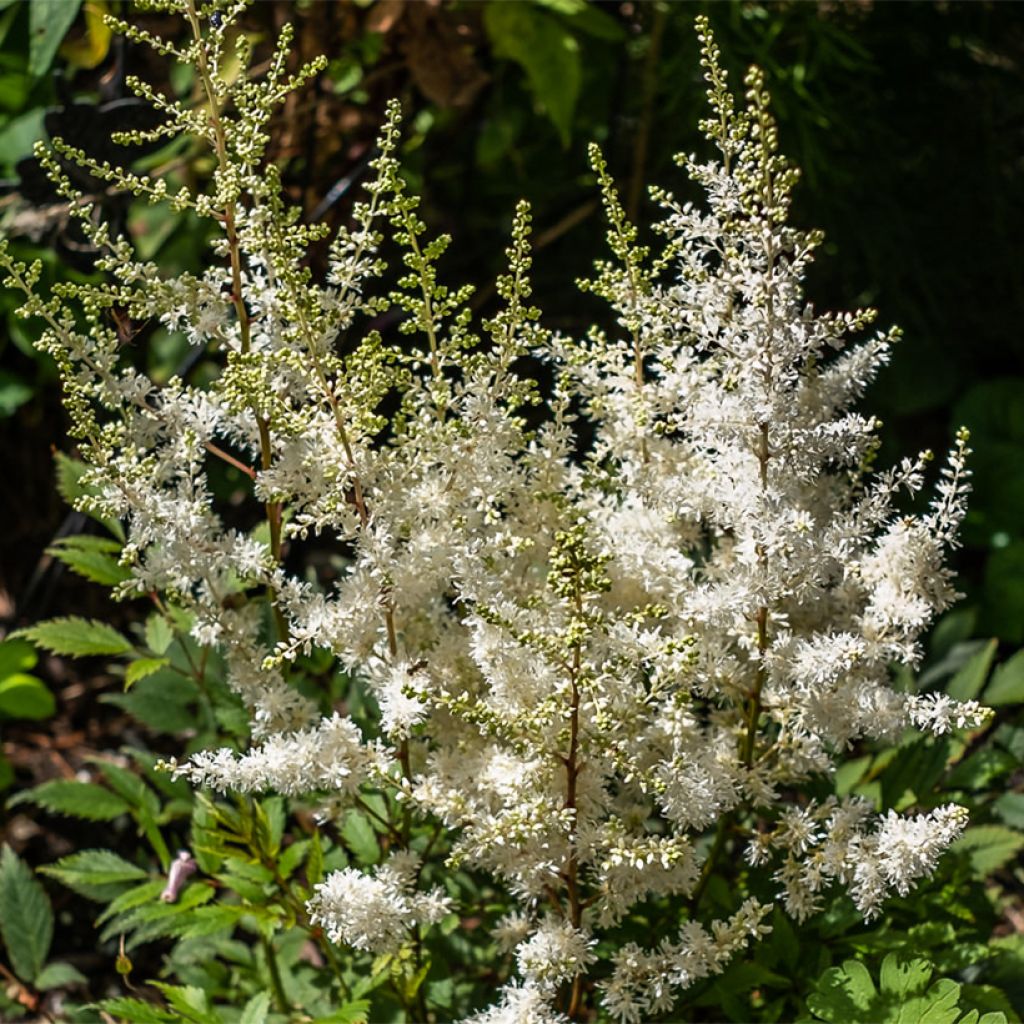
515, 920, 597, 993
600, 898, 772, 1024
764, 798, 970, 920
307, 852, 451, 954
172, 714, 385, 797
462, 982, 570, 1024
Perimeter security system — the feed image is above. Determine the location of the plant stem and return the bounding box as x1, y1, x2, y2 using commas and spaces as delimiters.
262, 933, 291, 1014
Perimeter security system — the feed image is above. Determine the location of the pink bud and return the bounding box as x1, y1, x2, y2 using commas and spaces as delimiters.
160, 850, 198, 903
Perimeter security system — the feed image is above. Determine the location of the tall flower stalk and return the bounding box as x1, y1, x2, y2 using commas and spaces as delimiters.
1, 4, 989, 1021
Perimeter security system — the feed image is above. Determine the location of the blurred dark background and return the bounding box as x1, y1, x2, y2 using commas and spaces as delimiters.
1, 0, 1023, 646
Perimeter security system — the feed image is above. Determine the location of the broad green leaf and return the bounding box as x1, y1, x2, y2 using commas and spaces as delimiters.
984, 649, 1024, 706
59, 0, 112, 69
808, 958, 876, 1021
483, 2, 580, 146
946, 639, 997, 702
28, 0, 82, 77
0, 845, 53, 984
0, 673, 55, 719
952, 826, 1024, 877
9, 780, 131, 821
993, 792, 1024, 829
33, 960, 88, 989
47, 535, 131, 587
0, 637, 37, 678
41, 848, 148, 901
879, 955, 933, 997
125, 656, 170, 690
17, 616, 132, 658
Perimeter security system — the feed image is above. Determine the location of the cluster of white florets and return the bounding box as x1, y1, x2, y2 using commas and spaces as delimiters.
3, 6, 991, 1021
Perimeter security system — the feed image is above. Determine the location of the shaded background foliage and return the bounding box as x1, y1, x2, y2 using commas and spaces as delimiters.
1, 0, 1024, 1017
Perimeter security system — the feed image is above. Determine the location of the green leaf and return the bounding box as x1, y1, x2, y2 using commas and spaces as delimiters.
151, 981, 219, 1023
946, 639, 997, 701
0, 673, 55, 719
808, 958, 876, 1021
47, 535, 131, 587
313, 1001, 371, 1024
239, 992, 270, 1024
0, 638, 37, 679
33, 960, 88, 989
144, 614, 175, 656
0, 368, 33, 416
342, 809, 380, 865
993, 792, 1024, 829
944, 747, 1016, 791
96, 997, 178, 1023
483, 3, 580, 146
0, 845, 53, 984
28, 0, 82, 77
125, 656, 170, 689
53, 452, 124, 540
9, 780, 131, 821
984, 649, 1024, 706
41, 848, 148, 902
17, 617, 132, 658
102, 669, 199, 733
952, 826, 1024, 877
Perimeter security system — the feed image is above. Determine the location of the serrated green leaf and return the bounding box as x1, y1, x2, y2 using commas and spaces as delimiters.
9, 780, 131, 821
0, 638, 37, 678
125, 656, 169, 690
29, 0, 83, 77
17, 617, 132, 658
952, 826, 1024, 877
151, 981, 218, 1023
277, 839, 309, 880
47, 535, 131, 586
239, 991, 270, 1024
53, 453, 124, 540
342, 809, 380, 865
946, 639, 997, 701
144, 614, 175, 656
313, 1000, 371, 1024
96, 879, 167, 925
0, 673, 55, 719
41, 848, 148, 901
96, 997, 178, 1023
984, 650, 1024, 706
33, 960, 88, 989
89, 758, 149, 807
0, 845, 53, 984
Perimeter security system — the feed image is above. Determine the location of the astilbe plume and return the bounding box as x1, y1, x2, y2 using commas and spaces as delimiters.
0, 3, 989, 1021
